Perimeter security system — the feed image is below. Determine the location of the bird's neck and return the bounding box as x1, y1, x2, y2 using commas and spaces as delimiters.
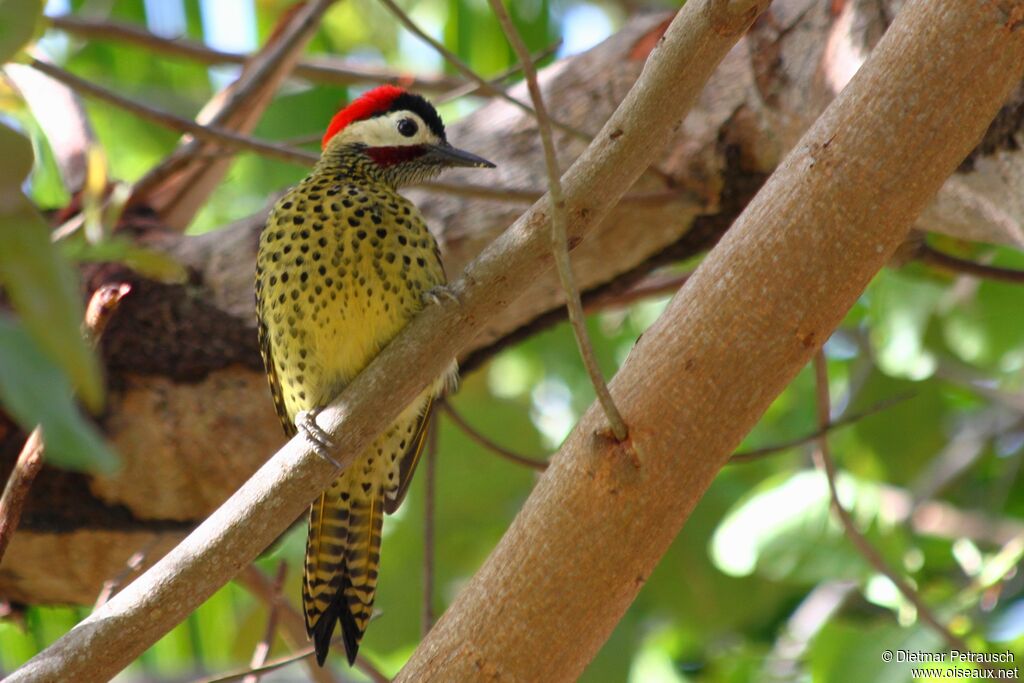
315, 143, 441, 187
315, 144, 390, 185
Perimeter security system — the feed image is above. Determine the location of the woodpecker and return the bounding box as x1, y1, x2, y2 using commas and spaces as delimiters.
254, 85, 493, 666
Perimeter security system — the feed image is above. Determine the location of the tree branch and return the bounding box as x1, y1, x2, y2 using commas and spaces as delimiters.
489, 0, 629, 442
376, 0, 588, 141
7, 0, 763, 678
810, 353, 991, 670
394, 2, 1024, 679
917, 240, 1024, 284
730, 393, 911, 463
439, 401, 548, 471
233, 566, 338, 683
27, 59, 317, 168
46, 14, 462, 92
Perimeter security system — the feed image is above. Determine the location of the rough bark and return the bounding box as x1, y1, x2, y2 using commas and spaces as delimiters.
3, 0, 1024, 605
394, 1, 1024, 679
6, 2, 770, 680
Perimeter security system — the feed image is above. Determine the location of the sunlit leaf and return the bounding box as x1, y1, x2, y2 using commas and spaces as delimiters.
865, 268, 943, 381
0, 121, 105, 412
0, 317, 118, 472
710, 470, 878, 583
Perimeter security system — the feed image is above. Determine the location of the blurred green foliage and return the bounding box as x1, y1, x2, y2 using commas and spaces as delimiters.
1, 1, 1024, 682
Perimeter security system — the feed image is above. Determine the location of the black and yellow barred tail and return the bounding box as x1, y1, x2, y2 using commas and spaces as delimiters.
304, 470, 384, 666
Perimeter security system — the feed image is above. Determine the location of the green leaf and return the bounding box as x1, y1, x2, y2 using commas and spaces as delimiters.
0, 121, 105, 412
810, 619, 944, 683
63, 234, 189, 284
710, 470, 879, 584
0, 114, 33, 186
0, 0, 43, 63
0, 317, 119, 472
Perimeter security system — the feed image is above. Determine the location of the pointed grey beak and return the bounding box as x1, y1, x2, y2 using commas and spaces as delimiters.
426, 143, 495, 169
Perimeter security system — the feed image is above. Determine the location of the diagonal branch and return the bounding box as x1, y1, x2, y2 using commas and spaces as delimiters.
916, 240, 1024, 284
730, 393, 912, 463
439, 401, 548, 471
434, 41, 561, 104
394, 2, 1023, 679
6, 2, 760, 679
12, 1, 1021, 680
139, 0, 339, 229
27, 59, 317, 167
376, 0, 589, 141
46, 14, 461, 92
488, 0, 629, 442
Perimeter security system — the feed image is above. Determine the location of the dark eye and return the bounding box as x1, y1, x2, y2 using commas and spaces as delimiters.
397, 118, 418, 137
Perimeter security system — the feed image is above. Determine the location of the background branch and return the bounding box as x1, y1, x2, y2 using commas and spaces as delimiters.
28, 59, 317, 168
47, 14, 462, 92
810, 352, 990, 670
489, 0, 629, 442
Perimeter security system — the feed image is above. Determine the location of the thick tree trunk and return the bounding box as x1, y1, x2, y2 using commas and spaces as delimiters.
2, 0, 1023, 605
395, 1, 1024, 679
8, 3, 770, 679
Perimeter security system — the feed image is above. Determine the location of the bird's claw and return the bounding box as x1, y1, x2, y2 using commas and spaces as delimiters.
422, 284, 459, 307
296, 410, 341, 468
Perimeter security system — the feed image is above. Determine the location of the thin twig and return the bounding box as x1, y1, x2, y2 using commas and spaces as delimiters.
28, 59, 317, 168
146, 40, 560, 151
191, 647, 322, 683
134, 0, 336, 229
0, 429, 44, 563
434, 41, 562, 105
234, 566, 338, 683
422, 411, 438, 636
917, 242, 1024, 284
237, 566, 390, 681
810, 352, 995, 673
93, 536, 159, 608
582, 270, 690, 312
203, 0, 338, 130
242, 561, 288, 683
0, 283, 131, 564
46, 14, 461, 92
416, 181, 686, 205
377, 0, 589, 141
489, 0, 629, 442
83, 282, 133, 340
730, 393, 912, 464
439, 401, 548, 471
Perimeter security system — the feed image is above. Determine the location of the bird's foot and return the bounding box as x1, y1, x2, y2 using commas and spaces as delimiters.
295, 409, 341, 469
422, 284, 459, 307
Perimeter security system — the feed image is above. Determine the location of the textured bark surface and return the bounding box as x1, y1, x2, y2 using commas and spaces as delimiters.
9, 3, 770, 679
396, 1, 1024, 679
3, 0, 1023, 605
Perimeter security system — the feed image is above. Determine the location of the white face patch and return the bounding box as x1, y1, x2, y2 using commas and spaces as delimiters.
333, 110, 442, 148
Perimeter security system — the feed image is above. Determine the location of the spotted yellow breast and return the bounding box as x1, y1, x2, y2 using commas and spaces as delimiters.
255, 170, 446, 429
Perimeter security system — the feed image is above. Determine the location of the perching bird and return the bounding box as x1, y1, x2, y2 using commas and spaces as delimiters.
255, 85, 494, 666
